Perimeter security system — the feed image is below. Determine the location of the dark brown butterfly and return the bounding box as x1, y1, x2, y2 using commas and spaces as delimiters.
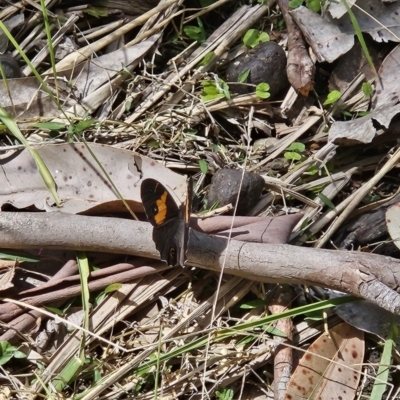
140, 178, 192, 267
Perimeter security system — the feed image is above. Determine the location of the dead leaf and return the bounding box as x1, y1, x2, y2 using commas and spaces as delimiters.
191, 214, 302, 243
328, 0, 400, 43
0, 143, 187, 214
285, 322, 364, 400
60, 40, 156, 98
326, 0, 357, 19
289, 6, 354, 63
0, 41, 156, 120
0, 264, 15, 292
329, 103, 400, 145
0, 76, 71, 119
0, 386, 10, 400
373, 44, 400, 109
335, 299, 400, 345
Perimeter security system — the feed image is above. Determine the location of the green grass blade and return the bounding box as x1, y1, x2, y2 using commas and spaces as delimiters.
369, 321, 397, 400
341, 0, 377, 76
52, 252, 91, 391
135, 296, 359, 375
77, 251, 90, 336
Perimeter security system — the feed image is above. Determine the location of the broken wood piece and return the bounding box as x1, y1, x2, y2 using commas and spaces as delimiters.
0, 212, 399, 314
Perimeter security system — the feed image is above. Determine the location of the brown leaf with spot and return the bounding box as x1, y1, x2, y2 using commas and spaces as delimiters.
0, 143, 186, 214
284, 322, 364, 400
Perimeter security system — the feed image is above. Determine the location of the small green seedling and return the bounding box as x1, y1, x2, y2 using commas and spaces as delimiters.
256, 82, 270, 99
243, 29, 269, 48
184, 18, 206, 43
284, 142, 306, 161
323, 90, 341, 106
200, 78, 230, 102
0, 342, 26, 365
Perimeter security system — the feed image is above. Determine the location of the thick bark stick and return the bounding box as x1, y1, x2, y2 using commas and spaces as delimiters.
0, 212, 399, 313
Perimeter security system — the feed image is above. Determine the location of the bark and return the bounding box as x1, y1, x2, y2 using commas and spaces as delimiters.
269, 286, 293, 400
0, 212, 399, 314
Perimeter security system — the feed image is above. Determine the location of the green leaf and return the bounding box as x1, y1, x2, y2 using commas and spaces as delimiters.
32, 122, 66, 131
264, 325, 287, 337
304, 164, 319, 176
44, 306, 64, 316
236, 335, 255, 346
240, 299, 268, 309
184, 26, 203, 42
289, 0, 303, 7
318, 193, 336, 210
201, 93, 225, 102
243, 29, 269, 48
216, 388, 234, 400
83, 6, 108, 17
93, 369, 102, 384
197, 52, 215, 67
200, 79, 230, 102
255, 82, 270, 99
104, 283, 122, 293
74, 119, 96, 133
323, 90, 341, 105
362, 81, 373, 97
183, 18, 206, 43
13, 351, 26, 359
184, 128, 197, 135
306, 0, 321, 12
199, 159, 208, 174
148, 140, 159, 148
125, 100, 132, 112
286, 142, 305, 152
284, 151, 302, 160
220, 80, 231, 100
238, 69, 250, 83
0, 251, 39, 262
303, 310, 324, 321
0, 342, 25, 365
341, 110, 352, 117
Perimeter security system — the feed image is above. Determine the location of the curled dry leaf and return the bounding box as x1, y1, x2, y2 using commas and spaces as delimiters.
328, 103, 400, 145
0, 143, 187, 214
0, 262, 15, 292
285, 322, 364, 400
335, 299, 400, 346
373, 44, 400, 109
191, 214, 302, 243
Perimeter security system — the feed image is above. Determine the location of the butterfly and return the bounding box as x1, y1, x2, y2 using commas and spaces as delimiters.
140, 178, 192, 267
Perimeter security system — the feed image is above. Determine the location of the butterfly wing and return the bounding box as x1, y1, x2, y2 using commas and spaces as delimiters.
141, 178, 185, 267
141, 178, 180, 226
153, 219, 185, 267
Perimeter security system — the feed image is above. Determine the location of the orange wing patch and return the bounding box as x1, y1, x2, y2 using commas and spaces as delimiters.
154, 191, 168, 225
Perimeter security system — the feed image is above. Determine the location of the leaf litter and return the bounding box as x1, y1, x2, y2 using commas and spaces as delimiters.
0, 0, 399, 399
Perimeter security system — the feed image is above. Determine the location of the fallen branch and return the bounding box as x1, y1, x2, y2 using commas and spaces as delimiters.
0, 212, 399, 313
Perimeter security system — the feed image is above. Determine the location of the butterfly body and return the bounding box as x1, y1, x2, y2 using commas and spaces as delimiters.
140, 178, 191, 267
